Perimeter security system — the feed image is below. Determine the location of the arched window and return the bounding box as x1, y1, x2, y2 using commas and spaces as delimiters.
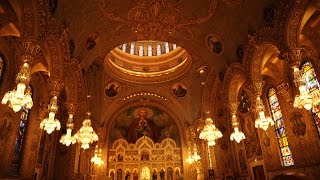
10, 87, 32, 175
138, 45, 143, 56
268, 88, 294, 166
300, 61, 320, 136
156, 45, 161, 56
122, 43, 127, 52
165, 42, 170, 53
0, 54, 4, 82
130, 43, 135, 55
147, 45, 152, 56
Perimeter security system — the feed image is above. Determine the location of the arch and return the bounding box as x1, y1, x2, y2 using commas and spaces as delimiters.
249, 43, 280, 82
223, 63, 247, 102
43, 36, 64, 79
0, 0, 20, 37
104, 100, 185, 148
285, 0, 312, 47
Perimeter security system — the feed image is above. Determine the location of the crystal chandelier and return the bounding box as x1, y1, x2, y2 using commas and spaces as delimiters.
1, 62, 33, 112
293, 67, 318, 110
59, 114, 76, 146
199, 117, 223, 146
230, 115, 245, 143
91, 145, 104, 166
192, 148, 201, 162
186, 147, 200, 164
186, 150, 194, 164
40, 96, 61, 134
254, 97, 274, 131
74, 112, 99, 149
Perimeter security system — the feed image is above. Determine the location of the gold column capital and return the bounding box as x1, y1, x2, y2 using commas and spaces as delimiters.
253, 81, 265, 97
66, 102, 77, 115
20, 41, 41, 64
228, 101, 239, 115
280, 48, 304, 68
48, 78, 65, 97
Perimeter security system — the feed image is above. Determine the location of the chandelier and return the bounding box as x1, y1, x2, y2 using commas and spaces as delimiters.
91, 145, 104, 166
254, 97, 274, 131
199, 117, 223, 146
74, 112, 99, 149
1, 62, 33, 112
230, 115, 245, 143
59, 114, 76, 146
293, 67, 319, 110
40, 96, 61, 134
186, 147, 201, 164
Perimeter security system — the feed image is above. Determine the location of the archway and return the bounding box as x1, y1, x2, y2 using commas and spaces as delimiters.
140, 166, 151, 180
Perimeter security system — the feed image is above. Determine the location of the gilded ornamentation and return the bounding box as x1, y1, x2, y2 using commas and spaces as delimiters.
100, 0, 218, 40
22, 0, 36, 37
252, 81, 264, 97
277, 82, 293, 103
223, 63, 247, 102
48, 79, 64, 97
229, 102, 239, 115
66, 103, 77, 115
286, 0, 309, 47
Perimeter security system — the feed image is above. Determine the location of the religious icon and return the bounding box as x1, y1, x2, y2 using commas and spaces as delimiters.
127, 108, 161, 143
171, 83, 187, 98
105, 82, 121, 98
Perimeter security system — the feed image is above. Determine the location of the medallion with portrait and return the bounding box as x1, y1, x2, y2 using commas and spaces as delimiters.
171, 83, 187, 98
105, 81, 121, 98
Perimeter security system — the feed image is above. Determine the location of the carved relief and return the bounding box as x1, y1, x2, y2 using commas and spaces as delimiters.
100, 0, 218, 40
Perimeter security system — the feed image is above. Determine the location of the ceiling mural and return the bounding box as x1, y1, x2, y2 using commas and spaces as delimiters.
109, 105, 179, 147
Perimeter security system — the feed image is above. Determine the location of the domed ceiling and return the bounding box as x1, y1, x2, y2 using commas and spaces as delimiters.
105, 41, 192, 83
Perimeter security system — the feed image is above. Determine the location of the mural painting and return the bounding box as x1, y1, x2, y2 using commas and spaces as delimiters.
109, 105, 180, 146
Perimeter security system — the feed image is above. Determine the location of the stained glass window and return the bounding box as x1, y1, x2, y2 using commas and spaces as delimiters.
10, 87, 32, 175
301, 61, 320, 136
0, 54, 4, 82
268, 88, 294, 166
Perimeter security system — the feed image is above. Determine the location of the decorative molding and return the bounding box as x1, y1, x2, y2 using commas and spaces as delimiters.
253, 81, 265, 97
48, 79, 65, 97
100, 0, 218, 40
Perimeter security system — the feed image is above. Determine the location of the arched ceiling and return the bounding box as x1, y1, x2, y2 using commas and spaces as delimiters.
54, 0, 283, 125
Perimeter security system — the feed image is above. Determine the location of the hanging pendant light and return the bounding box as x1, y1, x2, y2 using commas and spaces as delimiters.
254, 97, 274, 131
74, 112, 99, 149
2, 62, 33, 112
230, 115, 245, 143
91, 145, 104, 166
60, 114, 76, 146
199, 117, 223, 146
40, 96, 61, 134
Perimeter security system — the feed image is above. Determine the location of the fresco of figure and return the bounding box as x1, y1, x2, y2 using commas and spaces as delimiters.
127, 109, 161, 143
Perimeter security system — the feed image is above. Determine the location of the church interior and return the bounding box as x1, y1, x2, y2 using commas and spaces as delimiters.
0, 0, 320, 179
